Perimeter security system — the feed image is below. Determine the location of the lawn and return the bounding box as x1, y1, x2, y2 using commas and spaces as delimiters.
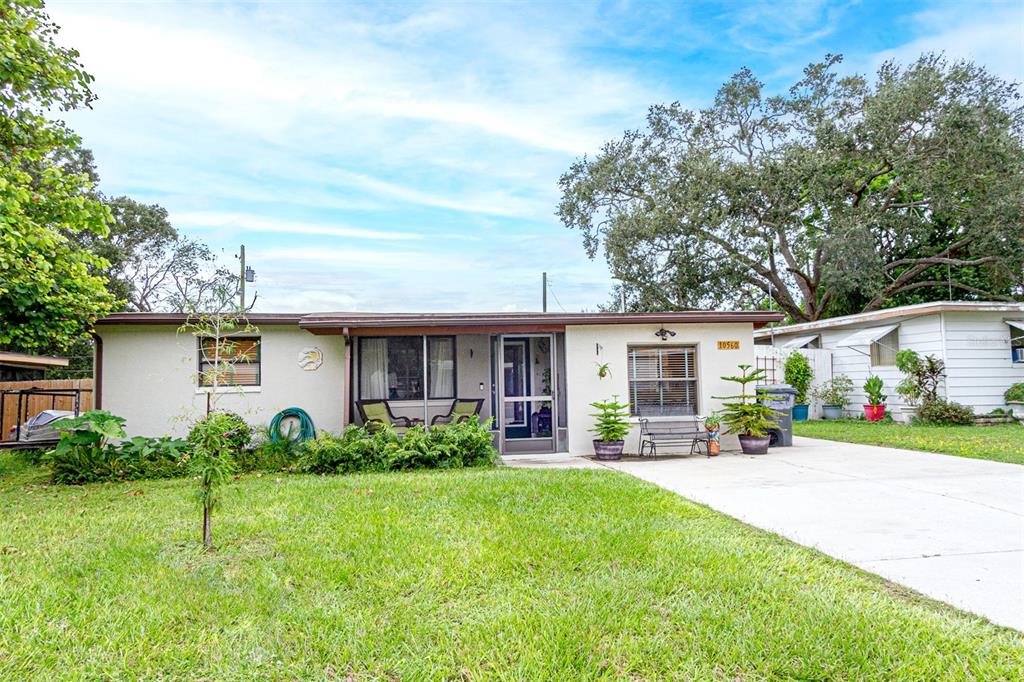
1, 457, 1022, 680
794, 420, 1024, 465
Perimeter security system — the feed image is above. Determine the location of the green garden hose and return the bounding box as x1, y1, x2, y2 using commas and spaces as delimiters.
269, 407, 316, 442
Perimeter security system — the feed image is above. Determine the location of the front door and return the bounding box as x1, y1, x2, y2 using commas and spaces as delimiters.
497, 334, 556, 454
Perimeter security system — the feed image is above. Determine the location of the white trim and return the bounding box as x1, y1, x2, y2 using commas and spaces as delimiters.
779, 334, 818, 349
835, 324, 900, 348
1005, 320, 1024, 333
195, 386, 261, 395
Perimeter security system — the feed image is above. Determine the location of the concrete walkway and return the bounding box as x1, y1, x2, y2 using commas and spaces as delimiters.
505, 437, 1024, 630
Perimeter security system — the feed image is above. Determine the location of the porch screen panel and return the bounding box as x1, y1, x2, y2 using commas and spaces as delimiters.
198, 337, 260, 387
427, 337, 455, 399
627, 346, 697, 416
359, 338, 387, 399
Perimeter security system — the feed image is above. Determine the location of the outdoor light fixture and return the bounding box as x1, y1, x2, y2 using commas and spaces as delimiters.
654, 327, 676, 341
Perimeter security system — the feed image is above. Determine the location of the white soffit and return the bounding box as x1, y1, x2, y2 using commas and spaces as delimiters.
836, 324, 899, 347
1005, 320, 1024, 333
779, 334, 819, 349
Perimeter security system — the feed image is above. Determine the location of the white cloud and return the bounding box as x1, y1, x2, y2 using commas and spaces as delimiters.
175, 212, 424, 241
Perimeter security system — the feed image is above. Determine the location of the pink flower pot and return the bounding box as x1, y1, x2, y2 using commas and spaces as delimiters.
863, 404, 886, 421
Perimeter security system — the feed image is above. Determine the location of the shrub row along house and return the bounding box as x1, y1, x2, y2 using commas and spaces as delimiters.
755, 301, 1024, 416
93, 310, 781, 455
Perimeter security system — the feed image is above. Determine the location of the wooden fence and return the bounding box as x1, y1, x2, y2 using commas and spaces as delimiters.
0, 379, 93, 439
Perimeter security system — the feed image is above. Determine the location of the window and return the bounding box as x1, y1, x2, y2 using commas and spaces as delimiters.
870, 328, 899, 367
1009, 323, 1024, 363
198, 337, 260, 387
359, 336, 455, 401
627, 345, 698, 416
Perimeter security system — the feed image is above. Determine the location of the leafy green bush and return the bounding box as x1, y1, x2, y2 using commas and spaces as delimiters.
238, 426, 304, 472
297, 419, 498, 475
49, 433, 189, 484
1005, 383, 1024, 403
812, 374, 854, 408
783, 352, 814, 404
917, 399, 974, 426
863, 376, 887, 406
188, 412, 251, 451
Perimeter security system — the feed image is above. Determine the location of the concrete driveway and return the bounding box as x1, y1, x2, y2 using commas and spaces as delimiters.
508, 437, 1024, 630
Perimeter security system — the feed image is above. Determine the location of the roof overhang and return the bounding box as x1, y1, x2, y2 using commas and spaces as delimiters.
1006, 319, 1024, 334
835, 324, 899, 348
754, 301, 1024, 340
95, 310, 784, 335
0, 351, 69, 369
778, 334, 819, 349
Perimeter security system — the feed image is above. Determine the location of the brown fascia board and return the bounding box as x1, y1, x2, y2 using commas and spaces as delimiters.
753, 300, 1024, 339
299, 310, 784, 332
0, 351, 70, 368
94, 312, 304, 326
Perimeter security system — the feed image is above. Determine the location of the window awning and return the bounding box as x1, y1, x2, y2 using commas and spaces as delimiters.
778, 334, 818, 349
836, 324, 899, 348
1005, 320, 1024, 334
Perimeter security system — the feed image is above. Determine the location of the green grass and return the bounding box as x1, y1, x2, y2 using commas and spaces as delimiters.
794, 420, 1024, 465
1, 456, 1021, 680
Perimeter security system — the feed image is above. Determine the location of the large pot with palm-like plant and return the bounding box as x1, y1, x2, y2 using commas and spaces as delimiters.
715, 365, 779, 455
590, 396, 631, 460
863, 375, 887, 421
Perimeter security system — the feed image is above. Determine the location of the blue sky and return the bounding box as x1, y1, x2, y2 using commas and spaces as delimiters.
49, 0, 1024, 313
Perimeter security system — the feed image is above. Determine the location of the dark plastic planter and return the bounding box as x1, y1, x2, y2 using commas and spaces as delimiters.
792, 404, 809, 421
738, 435, 770, 455
593, 439, 624, 460
863, 404, 886, 421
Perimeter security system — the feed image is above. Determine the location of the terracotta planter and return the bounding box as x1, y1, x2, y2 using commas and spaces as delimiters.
738, 435, 770, 455
593, 439, 624, 460
863, 404, 886, 421
707, 427, 720, 456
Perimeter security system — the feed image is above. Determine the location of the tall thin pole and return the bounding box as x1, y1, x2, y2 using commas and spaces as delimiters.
238, 244, 246, 312
542, 272, 548, 313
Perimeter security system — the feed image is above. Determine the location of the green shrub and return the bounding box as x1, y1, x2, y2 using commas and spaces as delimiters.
297, 419, 498, 475
783, 352, 814, 404
917, 399, 974, 425
48, 433, 189, 485
1005, 383, 1024, 403
238, 426, 304, 472
188, 412, 251, 451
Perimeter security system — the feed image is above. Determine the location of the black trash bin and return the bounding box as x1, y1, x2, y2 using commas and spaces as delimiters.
758, 385, 797, 447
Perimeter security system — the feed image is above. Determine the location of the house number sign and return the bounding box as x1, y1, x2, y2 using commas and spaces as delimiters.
717, 340, 740, 350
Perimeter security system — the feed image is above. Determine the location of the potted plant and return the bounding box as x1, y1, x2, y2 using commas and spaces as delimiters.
715, 365, 778, 455
863, 375, 887, 421
589, 396, 631, 460
812, 374, 853, 420
895, 350, 945, 423
783, 352, 814, 421
704, 413, 721, 456
1003, 382, 1024, 409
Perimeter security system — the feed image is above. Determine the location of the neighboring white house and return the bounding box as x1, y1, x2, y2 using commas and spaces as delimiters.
94, 309, 781, 455
754, 301, 1024, 416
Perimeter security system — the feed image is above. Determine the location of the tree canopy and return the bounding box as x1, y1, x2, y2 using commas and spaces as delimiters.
0, 0, 115, 353
559, 54, 1024, 321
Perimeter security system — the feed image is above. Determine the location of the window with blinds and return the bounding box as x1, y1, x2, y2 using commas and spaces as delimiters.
870, 328, 899, 367
627, 345, 698, 416
198, 337, 260, 387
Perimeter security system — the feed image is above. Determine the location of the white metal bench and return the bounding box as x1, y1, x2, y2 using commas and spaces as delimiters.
637, 409, 709, 458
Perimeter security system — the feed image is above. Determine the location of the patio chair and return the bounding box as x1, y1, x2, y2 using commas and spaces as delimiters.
430, 398, 484, 427
357, 400, 415, 434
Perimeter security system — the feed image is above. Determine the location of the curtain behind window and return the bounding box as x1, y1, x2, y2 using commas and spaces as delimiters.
360, 338, 387, 399
428, 337, 455, 398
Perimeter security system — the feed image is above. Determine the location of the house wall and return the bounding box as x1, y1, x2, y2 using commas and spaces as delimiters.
98, 325, 346, 438
942, 312, 1024, 413
564, 322, 755, 455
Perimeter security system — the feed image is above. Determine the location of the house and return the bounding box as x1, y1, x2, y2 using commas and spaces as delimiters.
92, 309, 782, 455
0, 351, 69, 382
754, 301, 1024, 416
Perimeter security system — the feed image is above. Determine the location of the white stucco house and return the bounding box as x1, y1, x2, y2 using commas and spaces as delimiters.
93, 309, 781, 455
754, 301, 1024, 415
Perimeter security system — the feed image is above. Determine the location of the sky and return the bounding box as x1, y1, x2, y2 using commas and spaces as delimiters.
47, 0, 1024, 314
